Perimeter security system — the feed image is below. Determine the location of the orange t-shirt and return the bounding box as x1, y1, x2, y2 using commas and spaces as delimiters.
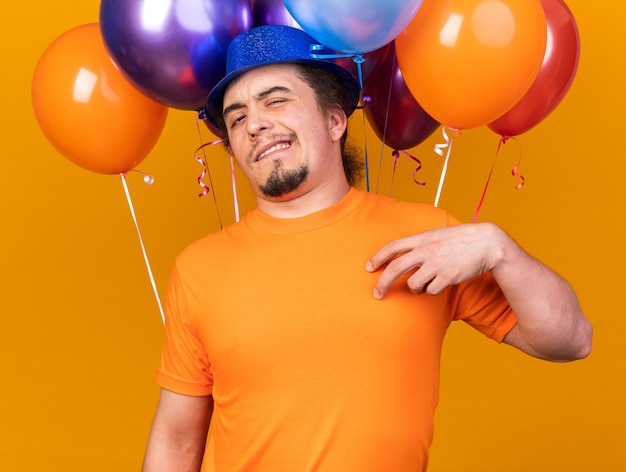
157, 188, 517, 471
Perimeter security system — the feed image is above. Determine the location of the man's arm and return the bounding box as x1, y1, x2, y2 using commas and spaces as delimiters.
142, 389, 214, 472
490, 230, 591, 362
366, 222, 592, 362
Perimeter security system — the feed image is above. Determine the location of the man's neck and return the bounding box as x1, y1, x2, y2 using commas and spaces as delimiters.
256, 180, 351, 219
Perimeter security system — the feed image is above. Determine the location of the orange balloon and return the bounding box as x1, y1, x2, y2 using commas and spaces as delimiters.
395, 0, 547, 130
32, 23, 168, 174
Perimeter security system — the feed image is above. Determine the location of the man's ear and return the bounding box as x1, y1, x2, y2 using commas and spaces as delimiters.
328, 108, 348, 142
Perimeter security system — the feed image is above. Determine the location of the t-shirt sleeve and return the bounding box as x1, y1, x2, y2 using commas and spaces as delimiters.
156, 264, 213, 396
441, 213, 518, 342
448, 271, 518, 343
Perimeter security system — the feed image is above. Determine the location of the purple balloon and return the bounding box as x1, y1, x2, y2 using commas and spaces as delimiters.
251, 0, 303, 29
100, 0, 252, 111
333, 44, 391, 88
363, 43, 439, 151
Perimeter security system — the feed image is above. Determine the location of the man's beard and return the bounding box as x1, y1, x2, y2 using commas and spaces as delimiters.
259, 161, 309, 197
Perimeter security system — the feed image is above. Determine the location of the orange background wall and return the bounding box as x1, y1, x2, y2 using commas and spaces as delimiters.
2, 1, 623, 470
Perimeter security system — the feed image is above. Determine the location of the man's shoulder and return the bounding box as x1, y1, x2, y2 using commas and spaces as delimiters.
174, 221, 243, 265
355, 189, 452, 224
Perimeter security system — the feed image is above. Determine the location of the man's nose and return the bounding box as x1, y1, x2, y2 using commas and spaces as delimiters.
247, 110, 273, 138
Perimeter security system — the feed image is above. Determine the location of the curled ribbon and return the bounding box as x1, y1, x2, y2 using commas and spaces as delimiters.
194, 139, 226, 229
496, 135, 525, 190
194, 138, 243, 226
495, 135, 525, 189
194, 140, 222, 197
433, 126, 461, 207
195, 154, 210, 197
390, 149, 426, 197
127, 169, 155, 185
508, 143, 525, 191
471, 135, 525, 223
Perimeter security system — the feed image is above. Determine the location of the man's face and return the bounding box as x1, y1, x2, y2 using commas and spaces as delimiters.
222, 63, 347, 204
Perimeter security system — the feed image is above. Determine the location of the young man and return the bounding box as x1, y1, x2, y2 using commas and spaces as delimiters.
143, 25, 592, 471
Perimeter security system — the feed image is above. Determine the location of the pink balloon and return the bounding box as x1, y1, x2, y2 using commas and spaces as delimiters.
488, 0, 580, 136
363, 43, 439, 150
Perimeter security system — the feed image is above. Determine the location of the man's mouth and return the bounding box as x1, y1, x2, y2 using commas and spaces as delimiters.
256, 141, 291, 161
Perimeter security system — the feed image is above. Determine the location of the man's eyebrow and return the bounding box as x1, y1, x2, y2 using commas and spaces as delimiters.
256, 85, 292, 99
222, 86, 293, 119
222, 102, 244, 121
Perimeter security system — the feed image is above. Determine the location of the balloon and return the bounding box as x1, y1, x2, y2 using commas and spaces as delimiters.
396, 0, 547, 130
488, 0, 579, 136
198, 109, 222, 137
282, 0, 424, 54
32, 23, 168, 175
334, 45, 393, 88
363, 43, 439, 150
252, 0, 391, 86
252, 0, 302, 29
100, 0, 252, 111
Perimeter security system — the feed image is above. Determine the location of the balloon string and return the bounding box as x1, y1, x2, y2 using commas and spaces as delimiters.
471, 136, 524, 222
194, 114, 242, 223
509, 137, 525, 190
194, 140, 224, 228
309, 45, 371, 190
363, 94, 383, 195
228, 149, 241, 223
352, 54, 370, 191
194, 150, 211, 197
194, 114, 225, 228
389, 149, 426, 197
471, 138, 502, 223
360, 107, 370, 192
433, 126, 461, 207
119, 172, 165, 325
389, 150, 399, 196
374, 48, 397, 195
498, 135, 525, 189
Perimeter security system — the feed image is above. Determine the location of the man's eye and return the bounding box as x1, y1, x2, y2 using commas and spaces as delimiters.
268, 98, 286, 106
230, 114, 246, 128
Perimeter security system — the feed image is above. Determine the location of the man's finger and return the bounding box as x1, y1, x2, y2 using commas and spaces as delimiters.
366, 235, 423, 272
371, 254, 423, 299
